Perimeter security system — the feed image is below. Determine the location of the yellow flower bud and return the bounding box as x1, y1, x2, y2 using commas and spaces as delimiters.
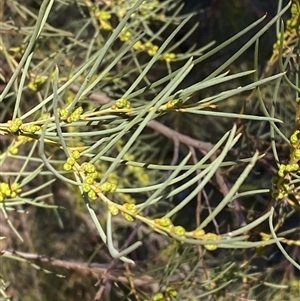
158, 217, 172, 227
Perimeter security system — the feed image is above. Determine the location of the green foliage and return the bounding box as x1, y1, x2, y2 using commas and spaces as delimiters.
1, 0, 300, 300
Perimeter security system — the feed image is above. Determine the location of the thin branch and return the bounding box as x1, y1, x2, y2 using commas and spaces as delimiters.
1, 249, 156, 287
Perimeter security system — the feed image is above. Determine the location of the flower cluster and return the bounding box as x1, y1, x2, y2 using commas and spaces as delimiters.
273, 2, 299, 53
161, 52, 176, 62
153, 217, 220, 250
124, 32, 176, 61
111, 98, 131, 110
63, 157, 77, 172
8, 144, 19, 155
193, 229, 220, 251
100, 182, 117, 192
6, 120, 42, 153
7, 118, 22, 133
80, 162, 100, 200
108, 204, 119, 215
21, 124, 41, 134
166, 98, 183, 109
88, 0, 176, 62
95, 10, 112, 31
119, 26, 176, 60
113, 0, 163, 20
0, 182, 22, 202
144, 41, 159, 56
286, 2, 300, 34
272, 129, 300, 202
17, 135, 33, 144
154, 217, 186, 237
28, 75, 48, 91
119, 28, 132, 42
58, 106, 83, 123
62, 153, 118, 202
8, 43, 26, 55
201, 232, 220, 251
143, 286, 178, 301
6, 125, 41, 154
121, 202, 137, 221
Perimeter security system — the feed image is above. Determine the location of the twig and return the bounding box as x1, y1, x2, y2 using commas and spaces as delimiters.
1, 249, 155, 287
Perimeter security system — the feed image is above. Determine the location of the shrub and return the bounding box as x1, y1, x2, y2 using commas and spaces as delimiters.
1, 0, 299, 300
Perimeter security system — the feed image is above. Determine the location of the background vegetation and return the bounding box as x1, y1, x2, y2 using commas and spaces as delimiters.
0, 0, 299, 300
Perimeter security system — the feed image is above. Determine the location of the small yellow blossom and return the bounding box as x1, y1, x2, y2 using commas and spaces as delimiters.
120, 29, 132, 42
161, 52, 176, 62
28, 75, 48, 91
203, 232, 219, 251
